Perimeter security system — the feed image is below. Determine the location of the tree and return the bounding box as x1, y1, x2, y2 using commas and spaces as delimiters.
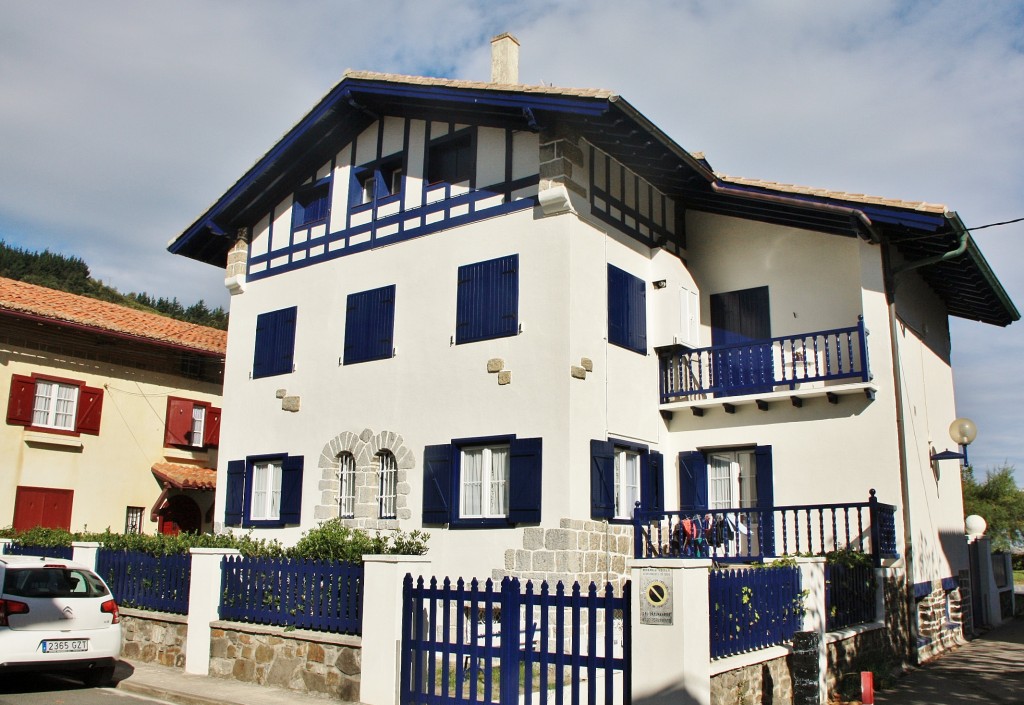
961, 464, 1024, 551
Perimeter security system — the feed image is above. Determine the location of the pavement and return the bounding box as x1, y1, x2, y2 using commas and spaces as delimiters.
110, 619, 1024, 705
874, 617, 1024, 705
112, 659, 360, 705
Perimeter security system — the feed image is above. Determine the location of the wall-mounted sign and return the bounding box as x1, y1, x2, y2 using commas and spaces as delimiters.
639, 567, 672, 625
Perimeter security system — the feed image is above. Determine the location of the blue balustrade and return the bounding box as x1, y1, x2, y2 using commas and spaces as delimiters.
96, 549, 191, 614
709, 565, 802, 659
659, 318, 869, 402
2, 544, 74, 560
219, 556, 363, 635
825, 562, 877, 630
634, 490, 899, 565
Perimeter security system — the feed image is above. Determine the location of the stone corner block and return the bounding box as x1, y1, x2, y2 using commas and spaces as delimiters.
487, 358, 504, 373
570, 366, 587, 380
580, 357, 594, 372
281, 396, 300, 412
497, 370, 512, 385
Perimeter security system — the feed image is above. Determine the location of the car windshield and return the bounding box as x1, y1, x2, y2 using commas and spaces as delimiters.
2, 567, 110, 599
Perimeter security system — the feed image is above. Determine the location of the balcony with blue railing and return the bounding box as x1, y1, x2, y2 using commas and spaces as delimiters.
658, 318, 874, 411
633, 489, 899, 566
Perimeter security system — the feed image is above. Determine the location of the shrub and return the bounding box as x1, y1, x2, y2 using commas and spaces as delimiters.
288, 519, 429, 562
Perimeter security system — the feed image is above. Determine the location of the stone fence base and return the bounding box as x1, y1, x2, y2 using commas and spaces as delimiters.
120, 608, 188, 668
209, 621, 361, 702
116, 609, 361, 702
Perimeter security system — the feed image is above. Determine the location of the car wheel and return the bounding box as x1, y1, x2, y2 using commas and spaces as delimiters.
81, 666, 115, 688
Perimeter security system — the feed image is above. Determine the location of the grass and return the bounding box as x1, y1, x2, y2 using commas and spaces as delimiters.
1014, 570, 1023, 587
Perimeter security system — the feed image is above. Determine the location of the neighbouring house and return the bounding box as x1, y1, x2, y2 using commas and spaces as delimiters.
0, 277, 226, 535
168, 34, 1017, 663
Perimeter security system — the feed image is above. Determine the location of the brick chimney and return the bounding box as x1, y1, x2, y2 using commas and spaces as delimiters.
490, 33, 520, 84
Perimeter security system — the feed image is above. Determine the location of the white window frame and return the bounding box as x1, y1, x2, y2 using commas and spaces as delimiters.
337, 452, 356, 519
613, 447, 640, 520
251, 460, 283, 521
378, 452, 397, 519
190, 405, 206, 448
32, 380, 79, 431
707, 450, 757, 510
459, 444, 510, 519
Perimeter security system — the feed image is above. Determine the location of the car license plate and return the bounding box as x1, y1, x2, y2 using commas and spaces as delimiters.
41, 639, 88, 653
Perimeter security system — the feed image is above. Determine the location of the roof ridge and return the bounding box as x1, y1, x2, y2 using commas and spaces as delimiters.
341, 69, 617, 99
716, 173, 949, 214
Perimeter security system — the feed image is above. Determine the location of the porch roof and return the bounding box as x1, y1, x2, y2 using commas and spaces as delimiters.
169, 71, 1017, 328
152, 462, 217, 491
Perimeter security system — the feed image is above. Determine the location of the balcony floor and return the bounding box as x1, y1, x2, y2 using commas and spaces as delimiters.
661, 380, 877, 417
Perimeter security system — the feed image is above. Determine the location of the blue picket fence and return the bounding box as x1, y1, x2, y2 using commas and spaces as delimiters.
219, 556, 363, 635
96, 549, 191, 614
825, 562, 877, 631
709, 566, 802, 659
401, 575, 629, 705
1, 543, 74, 560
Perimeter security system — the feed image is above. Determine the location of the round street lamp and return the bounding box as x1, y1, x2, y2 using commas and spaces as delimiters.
949, 417, 977, 465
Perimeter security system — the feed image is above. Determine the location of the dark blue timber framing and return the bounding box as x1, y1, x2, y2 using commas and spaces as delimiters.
169, 72, 1017, 327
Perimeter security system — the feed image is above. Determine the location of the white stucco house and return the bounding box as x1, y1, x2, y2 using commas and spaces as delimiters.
168, 36, 1016, 660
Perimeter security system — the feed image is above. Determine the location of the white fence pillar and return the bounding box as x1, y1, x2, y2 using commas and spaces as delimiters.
360, 554, 432, 705
630, 558, 712, 705
184, 547, 239, 675
793, 557, 827, 705
0, 538, 11, 553
72, 541, 101, 569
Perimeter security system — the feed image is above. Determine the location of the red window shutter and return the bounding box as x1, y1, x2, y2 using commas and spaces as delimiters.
75, 385, 104, 435
6, 374, 35, 426
204, 406, 221, 448
164, 397, 193, 446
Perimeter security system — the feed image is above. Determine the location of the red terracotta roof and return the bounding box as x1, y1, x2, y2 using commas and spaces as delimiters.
0, 277, 225, 355
152, 462, 217, 490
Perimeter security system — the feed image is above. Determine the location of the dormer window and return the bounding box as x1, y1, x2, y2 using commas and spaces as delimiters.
427, 131, 474, 185
292, 177, 330, 230
353, 155, 403, 207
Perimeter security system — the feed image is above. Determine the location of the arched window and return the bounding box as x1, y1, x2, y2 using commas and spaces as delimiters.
378, 451, 397, 519
337, 452, 356, 518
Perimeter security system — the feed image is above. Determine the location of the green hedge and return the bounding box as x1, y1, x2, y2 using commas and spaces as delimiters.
0, 520, 429, 561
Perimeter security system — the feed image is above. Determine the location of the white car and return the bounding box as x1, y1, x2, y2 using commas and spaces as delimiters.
0, 554, 121, 686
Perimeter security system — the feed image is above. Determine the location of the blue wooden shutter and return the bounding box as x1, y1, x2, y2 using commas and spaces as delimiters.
350, 166, 368, 206
422, 444, 453, 524
279, 455, 304, 525
344, 285, 396, 364
641, 451, 664, 513
225, 460, 245, 526
590, 439, 615, 519
679, 451, 708, 511
508, 437, 542, 524
755, 445, 775, 557
455, 255, 518, 344
253, 307, 297, 378
608, 265, 647, 353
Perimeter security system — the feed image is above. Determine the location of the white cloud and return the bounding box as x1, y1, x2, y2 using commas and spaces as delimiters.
1, 0, 1022, 482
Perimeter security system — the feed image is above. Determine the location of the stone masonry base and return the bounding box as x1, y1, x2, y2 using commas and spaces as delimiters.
209, 621, 361, 701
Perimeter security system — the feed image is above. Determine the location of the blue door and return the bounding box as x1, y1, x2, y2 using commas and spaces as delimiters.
710, 287, 773, 395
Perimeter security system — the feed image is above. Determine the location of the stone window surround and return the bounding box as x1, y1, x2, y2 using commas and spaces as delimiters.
315, 428, 414, 530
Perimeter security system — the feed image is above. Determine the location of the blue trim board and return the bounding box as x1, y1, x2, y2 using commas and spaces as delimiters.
246, 196, 537, 282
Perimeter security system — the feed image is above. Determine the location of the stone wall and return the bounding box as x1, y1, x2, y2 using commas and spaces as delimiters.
208, 621, 361, 701
119, 608, 188, 668
492, 518, 634, 592
826, 626, 891, 697
711, 653, 793, 705
915, 581, 965, 663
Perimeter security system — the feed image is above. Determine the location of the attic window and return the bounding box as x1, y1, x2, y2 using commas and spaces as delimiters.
292, 178, 330, 230
427, 131, 474, 185
357, 156, 403, 205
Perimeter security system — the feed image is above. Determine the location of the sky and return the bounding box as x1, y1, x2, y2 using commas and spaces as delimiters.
1, 1, 1022, 483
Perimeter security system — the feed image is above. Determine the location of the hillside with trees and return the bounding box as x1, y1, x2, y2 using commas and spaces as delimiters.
0, 240, 227, 330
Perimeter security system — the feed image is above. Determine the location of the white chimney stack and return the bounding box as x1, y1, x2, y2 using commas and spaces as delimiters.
490, 33, 520, 84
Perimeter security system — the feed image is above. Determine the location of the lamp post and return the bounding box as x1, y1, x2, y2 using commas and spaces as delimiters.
949, 417, 978, 466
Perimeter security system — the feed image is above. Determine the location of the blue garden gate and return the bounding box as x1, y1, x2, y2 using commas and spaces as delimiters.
400, 575, 631, 705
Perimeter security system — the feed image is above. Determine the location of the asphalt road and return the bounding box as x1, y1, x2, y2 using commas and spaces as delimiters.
0, 671, 160, 705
